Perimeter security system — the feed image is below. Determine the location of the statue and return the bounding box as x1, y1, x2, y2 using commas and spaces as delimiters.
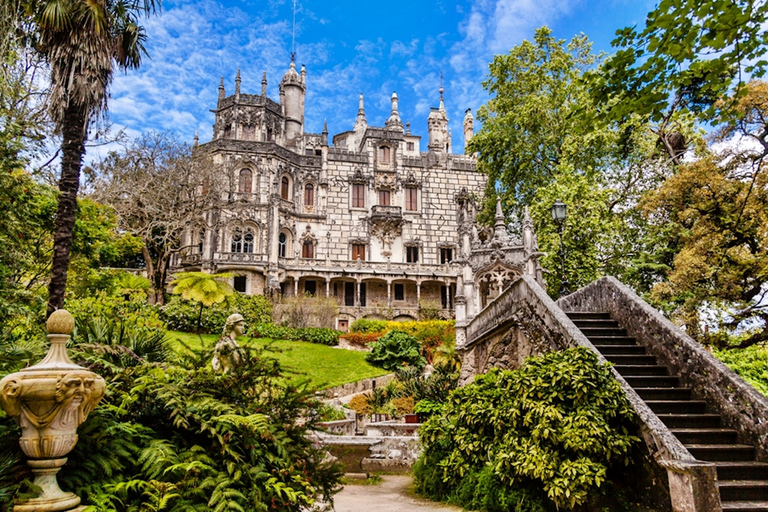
212, 314, 246, 373
0, 309, 105, 512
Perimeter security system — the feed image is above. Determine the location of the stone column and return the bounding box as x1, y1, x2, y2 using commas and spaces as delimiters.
294, 279, 299, 297
387, 280, 392, 308
325, 278, 331, 298
356, 279, 361, 308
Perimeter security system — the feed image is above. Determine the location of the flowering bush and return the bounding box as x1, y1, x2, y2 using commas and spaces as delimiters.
342, 331, 385, 347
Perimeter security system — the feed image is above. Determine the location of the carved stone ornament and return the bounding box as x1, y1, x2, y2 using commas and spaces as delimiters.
0, 309, 105, 512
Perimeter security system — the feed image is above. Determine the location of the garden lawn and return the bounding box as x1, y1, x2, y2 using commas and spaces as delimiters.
167, 331, 388, 389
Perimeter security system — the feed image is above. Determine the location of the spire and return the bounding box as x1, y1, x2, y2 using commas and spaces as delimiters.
406, 120, 411, 135
354, 93, 367, 133
322, 119, 328, 146
386, 91, 403, 130
300, 64, 306, 84
261, 71, 267, 96
358, 93, 365, 117
439, 72, 445, 112
218, 76, 225, 101
235, 68, 241, 98
492, 196, 510, 245
463, 108, 474, 149
193, 128, 199, 147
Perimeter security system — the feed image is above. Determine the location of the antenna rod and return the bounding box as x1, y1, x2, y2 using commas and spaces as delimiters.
291, 0, 297, 62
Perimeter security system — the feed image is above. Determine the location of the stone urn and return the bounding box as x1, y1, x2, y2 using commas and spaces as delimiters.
0, 309, 106, 512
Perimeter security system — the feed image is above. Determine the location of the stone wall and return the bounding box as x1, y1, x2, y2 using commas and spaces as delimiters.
322, 373, 395, 398
317, 434, 420, 474
559, 276, 768, 462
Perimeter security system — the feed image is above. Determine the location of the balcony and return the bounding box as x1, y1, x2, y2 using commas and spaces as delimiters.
370, 205, 402, 220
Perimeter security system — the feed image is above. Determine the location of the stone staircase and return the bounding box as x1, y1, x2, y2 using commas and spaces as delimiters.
568, 312, 768, 512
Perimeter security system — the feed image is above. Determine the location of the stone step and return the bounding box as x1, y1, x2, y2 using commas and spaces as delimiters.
588, 336, 639, 346
614, 364, 669, 376
623, 375, 680, 388
603, 354, 659, 366
657, 413, 721, 429
570, 319, 619, 329
646, 400, 707, 414
634, 387, 692, 401
721, 501, 768, 511
566, 312, 612, 320
718, 463, 768, 482
580, 327, 627, 337
686, 444, 755, 462
670, 428, 739, 445
593, 345, 648, 355
719, 481, 768, 502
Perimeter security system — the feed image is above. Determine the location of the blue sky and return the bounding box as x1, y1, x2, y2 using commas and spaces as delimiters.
107, 0, 656, 154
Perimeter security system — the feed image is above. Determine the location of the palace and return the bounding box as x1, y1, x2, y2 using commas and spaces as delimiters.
174, 62, 544, 328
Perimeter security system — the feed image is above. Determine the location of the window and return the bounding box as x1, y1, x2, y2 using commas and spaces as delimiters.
231, 229, 242, 252
379, 146, 390, 163
278, 233, 287, 258
304, 183, 314, 206
440, 247, 453, 264
379, 189, 390, 206
351, 243, 366, 261
352, 183, 365, 208
198, 230, 205, 254
304, 280, 317, 296
405, 187, 418, 211
441, 285, 455, 309
394, 283, 404, 301
238, 169, 252, 194
407, 142, 414, 151
281, 176, 290, 200
266, 127, 274, 141
231, 229, 254, 253
243, 230, 254, 253
406, 246, 419, 263
234, 276, 247, 293
302, 240, 314, 259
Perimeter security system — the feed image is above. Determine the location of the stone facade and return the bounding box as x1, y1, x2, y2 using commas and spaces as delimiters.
173, 63, 544, 323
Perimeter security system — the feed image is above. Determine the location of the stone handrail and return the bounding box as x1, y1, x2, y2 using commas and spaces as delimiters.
464, 275, 717, 511
559, 276, 768, 461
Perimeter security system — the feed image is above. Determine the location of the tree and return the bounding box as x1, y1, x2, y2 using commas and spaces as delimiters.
92, 132, 223, 304
14, 0, 159, 315
590, 0, 768, 162
469, 27, 661, 296
170, 272, 235, 334
642, 81, 768, 347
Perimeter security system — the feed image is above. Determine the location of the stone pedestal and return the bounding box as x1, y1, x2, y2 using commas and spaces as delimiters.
0, 310, 105, 512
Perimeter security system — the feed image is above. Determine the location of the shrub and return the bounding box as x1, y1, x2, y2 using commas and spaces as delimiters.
414, 347, 638, 511
342, 331, 384, 347
348, 394, 372, 416
350, 318, 388, 333
715, 346, 768, 396
249, 323, 340, 346
273, 294, 338, 329
366, 331, 426, 371
418, 299, 442, 320
66, 292, 166, 337
161, 293, 272, 334
1, 338, 342, 511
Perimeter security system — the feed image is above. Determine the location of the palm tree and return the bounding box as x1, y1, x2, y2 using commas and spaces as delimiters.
170, 272, 235, 333
17, 0, 159, 315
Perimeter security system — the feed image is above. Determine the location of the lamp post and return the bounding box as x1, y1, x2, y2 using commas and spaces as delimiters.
550, 199, 568, 297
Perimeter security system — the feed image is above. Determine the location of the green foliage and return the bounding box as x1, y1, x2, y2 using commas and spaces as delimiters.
365, 330, 426, 372
273, 294, 339, 329
592, 0, 768, 125
715, 346, 768, 397
249, 324, 340, 346
414, 347, 638, 510
65, 292, 166, 338
349, 319, 388, 333
418, 299, 442, 321
1, 333, 342, 511
161, 294, 272, 335
342, 331, 384, 347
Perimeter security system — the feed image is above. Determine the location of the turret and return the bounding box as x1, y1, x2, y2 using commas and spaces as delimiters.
218, 77, 225, 102
463, 108, 474, 150
428, 85, 449, 153
386, 92, 404, 131
280, 61, 305, 148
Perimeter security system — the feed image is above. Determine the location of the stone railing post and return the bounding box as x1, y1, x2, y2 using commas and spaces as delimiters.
0, 309, 105, 512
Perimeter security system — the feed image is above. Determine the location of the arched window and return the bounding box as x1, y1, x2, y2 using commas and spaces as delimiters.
231, 228, 243, 252
198, 229, 205, 253
302, 240, 314, 259
304, 183, 314, 206
281, 176, 290, 200
238, 169, 252, 194
278, 233, 287, 258
243, 230, 254, 253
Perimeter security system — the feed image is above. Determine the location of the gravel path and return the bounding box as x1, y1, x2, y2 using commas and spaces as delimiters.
331, 475, 463, 512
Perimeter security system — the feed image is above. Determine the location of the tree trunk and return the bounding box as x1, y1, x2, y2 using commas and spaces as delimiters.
47, 104, 88, 316
142, 244, 158, 304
